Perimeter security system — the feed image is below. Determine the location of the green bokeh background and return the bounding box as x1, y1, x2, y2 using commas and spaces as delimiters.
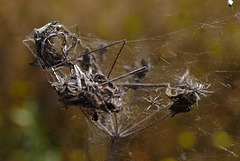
1, 0, 240, 160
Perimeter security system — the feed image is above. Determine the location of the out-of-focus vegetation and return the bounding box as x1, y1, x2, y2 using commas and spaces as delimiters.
1, 0, 240, 160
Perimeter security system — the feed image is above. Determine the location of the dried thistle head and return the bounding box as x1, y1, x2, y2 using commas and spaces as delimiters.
165, 70, 212, 117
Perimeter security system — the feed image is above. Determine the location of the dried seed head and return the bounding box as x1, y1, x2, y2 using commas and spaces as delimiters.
24, 21, 80, 68
166, 70, 212, 117
24, 22, 212, 139
24, 21, 123, 115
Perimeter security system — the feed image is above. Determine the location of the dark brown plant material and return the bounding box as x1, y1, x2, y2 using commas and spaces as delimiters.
165, 70, 212, 117
24, 21, 212, 161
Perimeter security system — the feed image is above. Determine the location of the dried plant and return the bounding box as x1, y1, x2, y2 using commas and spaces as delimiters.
23, 21, 212, 161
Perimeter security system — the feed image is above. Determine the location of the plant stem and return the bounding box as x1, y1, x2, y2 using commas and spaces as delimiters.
100, 66, 148, 86
109, 137, 118, 161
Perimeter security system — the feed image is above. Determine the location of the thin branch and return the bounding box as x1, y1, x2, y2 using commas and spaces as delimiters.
100, 66, 148, 86
115, 83, 168, 88
109, 112, 116, 135
107, 40, 126, 78
49, 40, 127, 69
114, 112, 119, 135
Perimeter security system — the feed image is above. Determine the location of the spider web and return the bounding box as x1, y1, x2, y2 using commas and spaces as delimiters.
72, 12, 240, 161
25, 11, 240, 161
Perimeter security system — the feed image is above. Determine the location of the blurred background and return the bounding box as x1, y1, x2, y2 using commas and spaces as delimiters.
1, 0, 240, 160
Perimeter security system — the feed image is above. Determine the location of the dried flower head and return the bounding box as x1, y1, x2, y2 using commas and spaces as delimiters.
24, 21, 213, 161
23, 23, 214, 161
29, 21, 79, 68
165, 70, 212, 117
23, 21, 126, 117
